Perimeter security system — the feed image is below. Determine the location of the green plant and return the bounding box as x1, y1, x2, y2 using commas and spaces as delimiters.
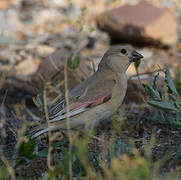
174, 68, 181, 95
143, 69, 181, 126
67, 54, 80, 70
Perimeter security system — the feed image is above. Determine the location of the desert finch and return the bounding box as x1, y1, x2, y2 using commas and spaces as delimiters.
32, 46, 143, 138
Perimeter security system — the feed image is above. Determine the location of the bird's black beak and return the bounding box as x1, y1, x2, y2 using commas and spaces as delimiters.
130, 51, 144, 62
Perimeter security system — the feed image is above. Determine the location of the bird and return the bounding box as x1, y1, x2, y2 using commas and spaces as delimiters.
32, 46, 143, 138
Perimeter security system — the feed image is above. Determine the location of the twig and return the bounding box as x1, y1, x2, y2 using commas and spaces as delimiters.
130, 68, 164, 79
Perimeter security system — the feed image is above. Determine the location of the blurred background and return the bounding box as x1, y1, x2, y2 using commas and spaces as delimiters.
1, 0, 181, 101
1, 1, 181, 179
0, 0, 180, 75
0, 0, 181, 92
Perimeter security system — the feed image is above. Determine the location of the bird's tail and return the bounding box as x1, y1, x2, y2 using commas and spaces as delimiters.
31, 126, 53, 138
31, 120, 67, 138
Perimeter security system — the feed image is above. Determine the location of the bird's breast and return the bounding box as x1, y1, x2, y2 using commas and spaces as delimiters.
111, 74, 127, 108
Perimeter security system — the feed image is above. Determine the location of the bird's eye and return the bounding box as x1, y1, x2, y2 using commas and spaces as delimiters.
121, 49, 127, 54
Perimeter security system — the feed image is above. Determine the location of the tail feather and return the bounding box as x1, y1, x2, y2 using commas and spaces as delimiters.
31, 127, 51, 138
31, 101, 112, 138
31, 118, 69, 138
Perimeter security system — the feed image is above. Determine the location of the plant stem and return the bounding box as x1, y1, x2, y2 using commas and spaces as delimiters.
64, 66, 73, 180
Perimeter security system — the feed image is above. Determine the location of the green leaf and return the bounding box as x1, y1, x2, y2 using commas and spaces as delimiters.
37, 148, 48, 157
52, 139, 68, 148
153, 73, 159, 90
18, 138, 36, 161
171, 114, 181, 126
150, 111, 170, 124
165, 69, 178, 95
174, 70, 181, 95
134, 59, 141, 69
67, 54, 80, 69
143, 84, 162, 101
168, 94, 177, 102
37, 139, 69, 157
148, 100, 178, 111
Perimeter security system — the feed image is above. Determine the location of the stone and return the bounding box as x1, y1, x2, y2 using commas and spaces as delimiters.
0, 48, 91, 100
96, 1, 177, 46
31, 48, 91, 96
15, 58, 38, 75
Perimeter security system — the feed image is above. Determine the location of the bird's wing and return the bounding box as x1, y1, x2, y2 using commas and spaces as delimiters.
48, 91, 112, 122
48, 72, 116, 123
48, 73, 96, 117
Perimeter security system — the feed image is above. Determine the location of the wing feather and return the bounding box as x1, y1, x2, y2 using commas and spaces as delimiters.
48, 92, 111, 122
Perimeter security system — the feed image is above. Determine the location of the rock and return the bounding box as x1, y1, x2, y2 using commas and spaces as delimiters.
31, 48, 91, 95
15, 58, 39, 75
96, 1, 177, 46
0, 48, 91, 102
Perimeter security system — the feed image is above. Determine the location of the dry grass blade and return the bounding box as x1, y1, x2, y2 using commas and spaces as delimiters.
64, 65, 73, 180
43, 85, 54, 172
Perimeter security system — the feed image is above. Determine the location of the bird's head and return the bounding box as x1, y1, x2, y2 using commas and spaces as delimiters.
98, 46, 143, 73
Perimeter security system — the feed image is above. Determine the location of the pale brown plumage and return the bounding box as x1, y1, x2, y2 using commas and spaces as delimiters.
32, 46, 143, 138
